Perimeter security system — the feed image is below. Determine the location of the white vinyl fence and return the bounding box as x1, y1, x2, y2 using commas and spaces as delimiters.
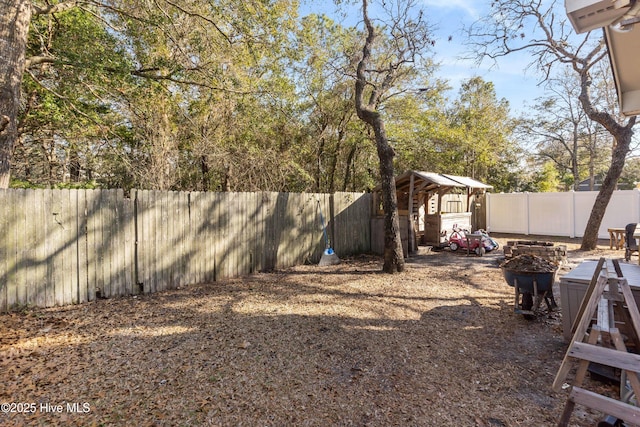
486, 190, 640, 239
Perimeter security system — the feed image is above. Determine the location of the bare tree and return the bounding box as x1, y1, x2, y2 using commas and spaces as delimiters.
468, 0, 637, 250
354, 0, 432, 272
523, 67, 610, 190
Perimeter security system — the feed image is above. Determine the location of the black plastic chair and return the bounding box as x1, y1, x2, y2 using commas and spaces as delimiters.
625, 223, 638, 262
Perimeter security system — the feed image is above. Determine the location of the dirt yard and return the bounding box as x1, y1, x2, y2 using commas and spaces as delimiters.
0, 234, 634, 426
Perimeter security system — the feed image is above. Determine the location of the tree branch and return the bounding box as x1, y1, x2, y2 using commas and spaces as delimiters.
32, 0, 80, 16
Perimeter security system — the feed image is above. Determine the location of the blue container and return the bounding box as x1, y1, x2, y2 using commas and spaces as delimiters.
501, 268, 556, 293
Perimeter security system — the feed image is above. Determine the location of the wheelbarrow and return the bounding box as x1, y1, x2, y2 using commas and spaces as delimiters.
502, 267, 558, 318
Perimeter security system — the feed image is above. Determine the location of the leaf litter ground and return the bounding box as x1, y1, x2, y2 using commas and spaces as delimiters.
0, 234, 631, 426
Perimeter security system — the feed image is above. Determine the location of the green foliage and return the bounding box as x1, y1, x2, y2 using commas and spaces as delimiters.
388, 76, 520, 192
9, 179, 43, 189
620, 158, 640, 190
448, 77, 517, 184
10, 0, 609, 197
54, 181, 100, 190
535, 161, 561, 192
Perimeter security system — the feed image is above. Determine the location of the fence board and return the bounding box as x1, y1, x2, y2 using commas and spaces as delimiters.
319, 193, 331, 258
249, 192, 256, 272
212, 192, 224, 280
184, 192, 194, 285
253, 192, 265, 273
141, 190, 153, 293
175, 191, 183, 286
4, 190, 17, 309
229, 191, 239, 279
102, 190, 115, 298
159, 191, 168, 291
15, 189, 26, 307
94, 190, 107, 298
159, 190, 168, 290
247, 192, 257, 274
142, 189, 152, 293
310, 195, 319, 263
151, 190, 161, 293
205, 191, 214, 282
209, 191, 217, 281
85, 190, 98, 301
112, 189, 124, 296
201, 191, 212, 283
113, 189, 124, 296
23, 190, 37, 306
249, 192, 259, 272
13, 190, 27, 306
193, 192, 202, 283
181, 191, 190, 286
133, 190, 143, 291
43, 190, 54, 306
123, 191, 134, 294
150, 189, 159, 290
171, 191, 181, 287
131, 190, 140, 291
166, 191, 175, 287
85, 190, 97, 300
275, 192, 285, 268
285, 193, 297, 268
49, 190, 63, 306
157, 189, 166, 291
67, 190, 78, 304
207, 191, 217, 282
165, 191, 174, 289
153, 189, 162, 292
236, 192, 247, 276
194, 191, 202, 284
76, 190, 88, 304
68, 190, 79, 304
232, 192, 243, 277
201, 191, 210, 284
0, 190, 7, 311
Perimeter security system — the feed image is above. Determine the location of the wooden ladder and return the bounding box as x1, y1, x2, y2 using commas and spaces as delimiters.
553, 258, 640, 426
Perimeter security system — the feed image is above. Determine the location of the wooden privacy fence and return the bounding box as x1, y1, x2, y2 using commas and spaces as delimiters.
0, 189, 371, 312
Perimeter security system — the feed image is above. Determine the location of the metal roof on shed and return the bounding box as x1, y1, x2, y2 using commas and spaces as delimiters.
440, 174, 493, 189
377, 171, 492, 193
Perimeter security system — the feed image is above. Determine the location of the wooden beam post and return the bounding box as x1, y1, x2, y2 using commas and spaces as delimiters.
408, 173, 415, 254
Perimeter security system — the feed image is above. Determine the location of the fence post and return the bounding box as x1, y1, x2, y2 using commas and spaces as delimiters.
636, 188, 640, 224
525, 192, 530, 235
570, 190, 576, 238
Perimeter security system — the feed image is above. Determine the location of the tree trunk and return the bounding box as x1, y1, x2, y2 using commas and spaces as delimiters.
0, 0, 32, 188
69, 146, 81, 182
374, 120, 405, 273
200, 155, 209, 191
354, 0, 404, 273
578, 70, 637, 250
315, 136, 325, 192
342, 145, 357, 192
580, 126, 633, 249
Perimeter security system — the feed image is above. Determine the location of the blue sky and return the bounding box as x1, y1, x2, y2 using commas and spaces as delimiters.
420, 0, 545, 112
299, 0, 549, 113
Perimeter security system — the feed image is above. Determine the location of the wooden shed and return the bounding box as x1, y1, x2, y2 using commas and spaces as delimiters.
371, 171, 492, 256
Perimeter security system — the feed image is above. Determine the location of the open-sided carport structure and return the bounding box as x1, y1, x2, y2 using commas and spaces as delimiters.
371, 171, 492, 256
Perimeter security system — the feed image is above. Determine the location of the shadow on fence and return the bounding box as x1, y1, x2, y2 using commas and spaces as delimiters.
0, 189, 372, 312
